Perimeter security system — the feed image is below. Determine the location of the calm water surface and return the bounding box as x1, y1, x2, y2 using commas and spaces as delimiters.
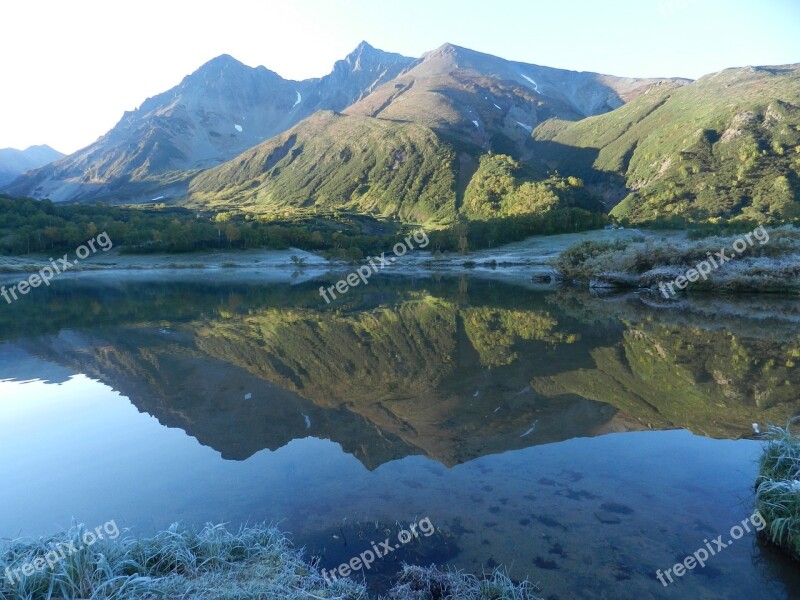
1, 276, 799, 599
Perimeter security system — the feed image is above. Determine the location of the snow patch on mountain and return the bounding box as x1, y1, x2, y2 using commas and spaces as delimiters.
292, 91, 302, 109
234, 124, 243, 132
521, 74, 540, 93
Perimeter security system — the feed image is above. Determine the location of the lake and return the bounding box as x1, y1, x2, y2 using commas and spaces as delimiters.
1, 274, 798, 599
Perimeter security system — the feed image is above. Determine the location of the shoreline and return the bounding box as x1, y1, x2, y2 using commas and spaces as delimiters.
0, 228, 797, 296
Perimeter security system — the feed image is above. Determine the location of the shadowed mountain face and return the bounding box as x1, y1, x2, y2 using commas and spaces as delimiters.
2, 278, 799, 470
5, 42, 413, 203
0, 145, 63, 187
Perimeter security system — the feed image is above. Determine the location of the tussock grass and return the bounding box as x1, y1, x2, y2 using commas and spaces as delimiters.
0, 523, 365, 600
756, 422, 800, 561
0, 524, 539, 600
382, 565, 541, 600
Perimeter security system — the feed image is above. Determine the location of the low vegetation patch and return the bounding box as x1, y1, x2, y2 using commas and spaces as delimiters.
756, 423, 800, 561
552, 226, 800, 292
384, 565, 541, 600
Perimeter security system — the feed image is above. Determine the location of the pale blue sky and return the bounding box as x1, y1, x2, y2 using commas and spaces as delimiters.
1, 0, 798, 154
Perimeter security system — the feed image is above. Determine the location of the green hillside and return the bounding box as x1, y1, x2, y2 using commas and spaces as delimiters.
187, 111, 459, 224
533, 65, 800, 225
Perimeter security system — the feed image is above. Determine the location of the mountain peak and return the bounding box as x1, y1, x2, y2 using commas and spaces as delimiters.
193, 54, 248, 76
207, 53, 242, 66
429, 42, 463, 56
354, 40, 375, 52
418, 42, 474, 67
337, 41, 411, 75
343, 40, 384, 64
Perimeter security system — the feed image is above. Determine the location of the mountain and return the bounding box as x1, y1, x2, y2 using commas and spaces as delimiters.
4, 43, 681, 207
4, 42, 413, 203
0, 145, 62, 187
186, 44, 683, 221
10, 42, 797, 228
532, 64, 800, 223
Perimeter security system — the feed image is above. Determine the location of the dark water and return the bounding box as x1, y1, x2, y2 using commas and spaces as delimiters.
1, 275, 799, 598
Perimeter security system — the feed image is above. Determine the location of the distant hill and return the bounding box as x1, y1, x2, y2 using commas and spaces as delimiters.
0, 145, 63, 187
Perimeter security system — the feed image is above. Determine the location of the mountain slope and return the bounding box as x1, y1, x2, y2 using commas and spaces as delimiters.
4, 42, 413, 203
344, 43, 688, 159
0, 145, 63, 187
532, 64, 800, 223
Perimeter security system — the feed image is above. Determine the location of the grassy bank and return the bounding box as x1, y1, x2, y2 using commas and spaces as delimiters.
0, 523, 540, 600
552, 226, 800, 294
756, 425, 800, 562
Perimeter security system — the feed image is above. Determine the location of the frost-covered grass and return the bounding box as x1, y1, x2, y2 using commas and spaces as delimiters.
0, 523, 365, 600
0, 523, 539, 600
553, 226, 800, 292
382, 565, 541, 600
756, 424, 800, 561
